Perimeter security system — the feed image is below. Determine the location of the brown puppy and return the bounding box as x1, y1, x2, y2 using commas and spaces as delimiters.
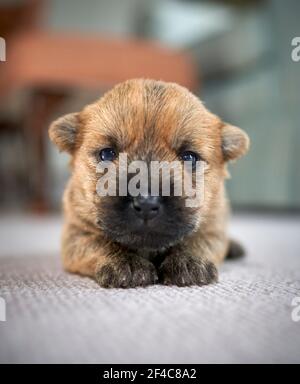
49, 79, 249, 288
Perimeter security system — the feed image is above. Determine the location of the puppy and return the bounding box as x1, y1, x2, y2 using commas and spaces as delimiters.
49, 79, 249, 288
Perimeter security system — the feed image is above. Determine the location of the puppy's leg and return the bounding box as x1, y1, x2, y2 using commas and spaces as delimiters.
95, 251, 158, 288
158, 248, 218, 287
62, 224, 158, 288
158, 232, 227, 287
226, 239, 245, 260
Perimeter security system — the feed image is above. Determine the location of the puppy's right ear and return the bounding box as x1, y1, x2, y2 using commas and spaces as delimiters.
49, 113, 80, 154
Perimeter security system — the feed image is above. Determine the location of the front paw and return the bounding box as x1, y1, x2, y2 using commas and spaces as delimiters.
159, 254, 218, 287
95, 255, 158, 288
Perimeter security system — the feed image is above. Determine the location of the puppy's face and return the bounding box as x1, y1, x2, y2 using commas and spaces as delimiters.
50, 80, 249, 250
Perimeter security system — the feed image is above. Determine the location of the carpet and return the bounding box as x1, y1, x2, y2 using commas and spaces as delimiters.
0, 214, 299, 363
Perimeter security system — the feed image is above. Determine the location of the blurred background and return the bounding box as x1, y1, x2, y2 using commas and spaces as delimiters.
1, 0, 300, 365
0, 0, 299, 213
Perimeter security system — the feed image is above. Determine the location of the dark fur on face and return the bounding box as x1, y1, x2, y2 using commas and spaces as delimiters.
49, 79, 249, 288
98, 194, 196, 250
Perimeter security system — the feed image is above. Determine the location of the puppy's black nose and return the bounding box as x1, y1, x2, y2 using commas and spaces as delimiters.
132, 196, 160, 221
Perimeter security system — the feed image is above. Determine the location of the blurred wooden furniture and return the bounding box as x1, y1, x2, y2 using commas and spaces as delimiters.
0, 0, 42, 39
1, 32, 197, 95
0, 0, 44, 209
0, 32, 198, 211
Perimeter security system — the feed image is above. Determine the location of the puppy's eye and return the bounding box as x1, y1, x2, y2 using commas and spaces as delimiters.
99, 148, 117, 161
180, 151, 200, 166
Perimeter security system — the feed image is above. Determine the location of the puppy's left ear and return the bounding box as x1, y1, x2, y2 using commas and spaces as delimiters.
49, 113, 80, 154
221, 124, 250, 162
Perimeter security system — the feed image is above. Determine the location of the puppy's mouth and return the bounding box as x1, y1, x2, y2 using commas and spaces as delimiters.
101, 228, 192, 250
97, 217, 195, 251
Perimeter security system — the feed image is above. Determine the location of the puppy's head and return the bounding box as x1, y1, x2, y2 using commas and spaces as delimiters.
50, 79, 249, 250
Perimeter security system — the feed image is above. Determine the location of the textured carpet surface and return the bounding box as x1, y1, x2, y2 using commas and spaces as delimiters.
0, 214, 300, 364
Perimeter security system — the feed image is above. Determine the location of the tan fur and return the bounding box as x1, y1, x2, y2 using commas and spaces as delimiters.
49, 79, 249, 288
